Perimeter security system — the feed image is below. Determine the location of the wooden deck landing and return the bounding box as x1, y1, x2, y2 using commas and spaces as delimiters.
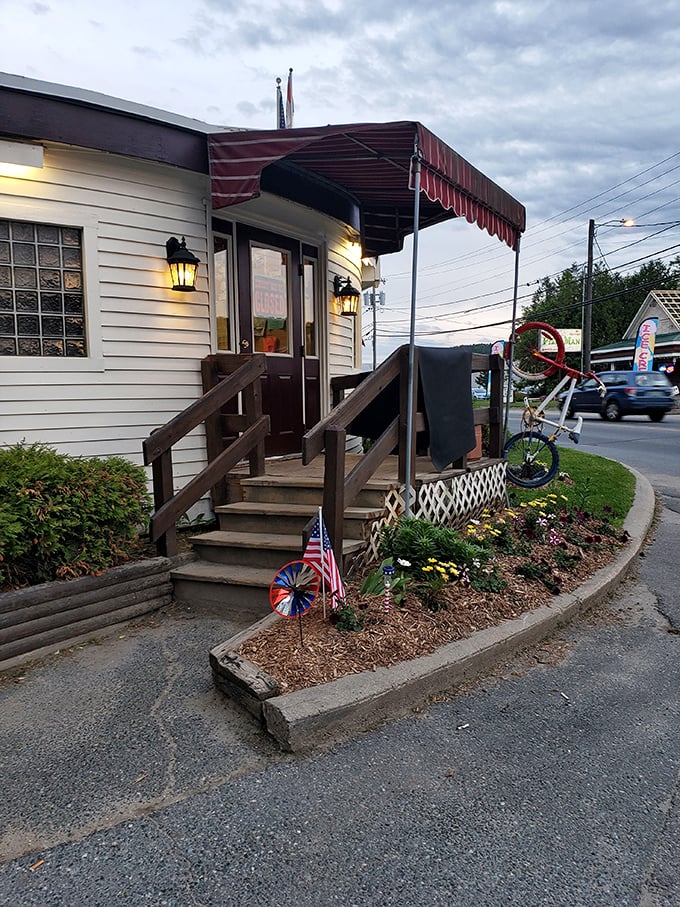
228, 453, 500, 487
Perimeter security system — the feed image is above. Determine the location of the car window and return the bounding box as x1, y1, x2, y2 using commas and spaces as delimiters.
635, 372, 671, 387
580, 378, 599, 389
599, 374, 619, 386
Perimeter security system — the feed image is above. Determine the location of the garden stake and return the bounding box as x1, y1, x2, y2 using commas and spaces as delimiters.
382, 564, 394, 614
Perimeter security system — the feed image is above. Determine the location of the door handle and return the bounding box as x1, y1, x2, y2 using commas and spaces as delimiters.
240, 339, 250, 350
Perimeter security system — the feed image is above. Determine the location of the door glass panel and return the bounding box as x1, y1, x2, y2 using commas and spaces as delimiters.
213, 235, 232, 350
251, 245, 289, 354
303, 258, 316, 356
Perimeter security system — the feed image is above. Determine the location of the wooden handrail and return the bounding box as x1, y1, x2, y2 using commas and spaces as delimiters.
143, 353, 269, 557
302, 345, 404, 465
143, 355, 266, 464
301, 345, 505, 561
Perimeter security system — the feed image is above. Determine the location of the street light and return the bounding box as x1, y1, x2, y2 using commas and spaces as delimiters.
583, 218, 634, 371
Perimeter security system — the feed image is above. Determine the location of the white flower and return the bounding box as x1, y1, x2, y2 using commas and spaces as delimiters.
397, 558, 411, 567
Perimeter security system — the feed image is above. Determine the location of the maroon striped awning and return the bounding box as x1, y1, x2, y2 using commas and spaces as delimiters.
209, 121, 526, 256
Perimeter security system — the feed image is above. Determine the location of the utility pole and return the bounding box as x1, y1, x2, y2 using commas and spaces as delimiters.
583, 218, 595, 373
365, 281, 384, 369
372, 286, 378, 370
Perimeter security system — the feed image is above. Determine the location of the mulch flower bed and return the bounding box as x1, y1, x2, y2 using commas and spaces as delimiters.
239, 496, 629, 694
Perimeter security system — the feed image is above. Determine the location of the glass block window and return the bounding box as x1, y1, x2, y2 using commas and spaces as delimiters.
0, 219, 86, 357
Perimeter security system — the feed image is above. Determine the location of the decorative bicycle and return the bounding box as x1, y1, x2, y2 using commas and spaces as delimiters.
503, 321, 606, 487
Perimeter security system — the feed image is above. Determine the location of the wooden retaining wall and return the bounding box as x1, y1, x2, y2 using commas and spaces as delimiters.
0, 558, 172, 670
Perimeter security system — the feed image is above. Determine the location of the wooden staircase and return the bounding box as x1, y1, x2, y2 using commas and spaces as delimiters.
170, 471, 390, 616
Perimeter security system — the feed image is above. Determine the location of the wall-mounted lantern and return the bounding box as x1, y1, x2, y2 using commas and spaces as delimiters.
166, 236, 200, 292
333, 274, 361, 316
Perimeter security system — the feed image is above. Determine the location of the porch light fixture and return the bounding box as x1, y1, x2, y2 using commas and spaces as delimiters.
333, 274, 361, 316
166, 236, 200, 292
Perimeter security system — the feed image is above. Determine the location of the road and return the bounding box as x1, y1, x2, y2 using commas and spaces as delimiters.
1, 418, 678, 906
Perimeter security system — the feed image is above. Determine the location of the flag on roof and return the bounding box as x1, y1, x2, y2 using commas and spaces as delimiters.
276, 78, 286, 129
286, 68, 294, 128
302, 512, 345, 607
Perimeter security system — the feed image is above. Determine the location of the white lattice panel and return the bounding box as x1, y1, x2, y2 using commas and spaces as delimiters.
356, 462, 507, 569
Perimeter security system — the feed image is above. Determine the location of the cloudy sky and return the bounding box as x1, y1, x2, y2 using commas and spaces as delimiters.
3, 0, 680, 360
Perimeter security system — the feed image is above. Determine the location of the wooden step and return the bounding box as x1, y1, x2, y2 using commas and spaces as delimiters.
214, 501, 383, 539
187, 530, 365, 570
238, 474, 394, 508
172, 529, 365, 614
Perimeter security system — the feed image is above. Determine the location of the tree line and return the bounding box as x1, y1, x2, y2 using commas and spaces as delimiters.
520, 257, 680, 352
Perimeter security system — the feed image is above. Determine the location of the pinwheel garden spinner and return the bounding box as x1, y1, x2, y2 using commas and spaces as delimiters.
269, 560, 320, 642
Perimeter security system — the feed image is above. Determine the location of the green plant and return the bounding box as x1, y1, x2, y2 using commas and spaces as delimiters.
470, 566, 508, 594
515, 560, 562, 594
380, 518, 488, 572
413, 572, 448, 610
0, 443, 151, 588
330, 601, 363, 632
553, 548, 582, 570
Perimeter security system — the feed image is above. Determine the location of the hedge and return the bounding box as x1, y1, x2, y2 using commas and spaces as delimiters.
0, 443, 151, 589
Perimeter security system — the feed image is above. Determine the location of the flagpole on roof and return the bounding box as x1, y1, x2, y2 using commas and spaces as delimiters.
286, 68, 294, 128
404, 139, 422, 518
276, 77, 285, 129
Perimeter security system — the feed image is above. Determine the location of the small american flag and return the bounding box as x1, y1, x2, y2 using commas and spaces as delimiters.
302, 513, 345, 606
286, 68, 294, 128
276, 78, 286, 129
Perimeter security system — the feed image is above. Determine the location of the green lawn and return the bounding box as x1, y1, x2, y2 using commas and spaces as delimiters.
506, 447, 637, 527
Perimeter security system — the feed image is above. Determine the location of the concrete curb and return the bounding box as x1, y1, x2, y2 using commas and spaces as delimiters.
212, 468, 655, 753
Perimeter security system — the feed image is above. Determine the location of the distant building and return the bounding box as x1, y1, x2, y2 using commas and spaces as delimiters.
591, 290, 680, 384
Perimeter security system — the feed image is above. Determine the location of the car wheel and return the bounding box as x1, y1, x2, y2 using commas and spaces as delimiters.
603, 400, 622, 421
566, 405, 575, 419
649, 411, 665, 423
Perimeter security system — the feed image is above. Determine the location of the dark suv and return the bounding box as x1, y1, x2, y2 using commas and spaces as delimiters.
560, 370, 675, 422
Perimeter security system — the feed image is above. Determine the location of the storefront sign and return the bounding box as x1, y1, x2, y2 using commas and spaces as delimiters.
540, 328, 582, 354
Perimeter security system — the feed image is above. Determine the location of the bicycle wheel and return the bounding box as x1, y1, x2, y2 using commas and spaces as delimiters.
507, 322, 565, 382
504, 431, 559, 488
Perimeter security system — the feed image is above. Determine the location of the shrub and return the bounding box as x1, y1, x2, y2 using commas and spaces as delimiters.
379, 517, 489, 572
0, 443, 151, 588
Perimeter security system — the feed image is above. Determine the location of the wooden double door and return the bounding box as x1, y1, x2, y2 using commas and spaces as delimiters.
236, 226, 321, 456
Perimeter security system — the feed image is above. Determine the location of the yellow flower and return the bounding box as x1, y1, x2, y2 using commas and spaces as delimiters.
423, 565, 433, 572
427, 557, 437, 563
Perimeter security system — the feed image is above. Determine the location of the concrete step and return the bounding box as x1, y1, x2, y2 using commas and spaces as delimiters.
187, 530, 365, 570
214, 501, 383, 539
238, 474, 393, 508
171, 561, 274, 616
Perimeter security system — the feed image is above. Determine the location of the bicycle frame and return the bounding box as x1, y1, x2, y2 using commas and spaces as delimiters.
517, 351, 603, 446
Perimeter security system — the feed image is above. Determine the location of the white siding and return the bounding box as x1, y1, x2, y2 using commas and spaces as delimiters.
0, 144, 212, 506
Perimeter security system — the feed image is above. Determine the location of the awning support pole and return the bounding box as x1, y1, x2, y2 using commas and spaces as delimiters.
404, 145, 422, 517
503, 233, 522, 440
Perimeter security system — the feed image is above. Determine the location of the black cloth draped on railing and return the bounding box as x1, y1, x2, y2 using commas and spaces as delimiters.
418, 346, 475, 471
347, 346, 476, 472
